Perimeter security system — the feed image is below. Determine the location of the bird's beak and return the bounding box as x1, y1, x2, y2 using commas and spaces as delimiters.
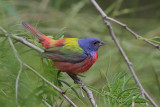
99, 41, 105, 46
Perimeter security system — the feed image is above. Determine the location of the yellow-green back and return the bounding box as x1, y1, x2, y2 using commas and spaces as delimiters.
63, 38, 84, 53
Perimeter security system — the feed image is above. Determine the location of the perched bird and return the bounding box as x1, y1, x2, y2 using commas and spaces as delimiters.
22, 22, 104, 74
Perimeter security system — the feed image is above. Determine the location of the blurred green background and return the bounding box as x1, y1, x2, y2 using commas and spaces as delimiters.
0, 0, 160, 106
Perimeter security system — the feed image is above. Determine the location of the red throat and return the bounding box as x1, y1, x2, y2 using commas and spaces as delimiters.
93, 51, 98, 62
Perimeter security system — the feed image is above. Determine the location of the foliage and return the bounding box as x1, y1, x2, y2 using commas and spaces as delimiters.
88, 73, 149, 106
0, 0, 160, 106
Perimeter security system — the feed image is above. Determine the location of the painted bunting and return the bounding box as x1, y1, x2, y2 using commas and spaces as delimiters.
22, 22, 104, 74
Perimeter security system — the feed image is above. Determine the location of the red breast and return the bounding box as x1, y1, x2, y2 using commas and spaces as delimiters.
53, 52, 98, 74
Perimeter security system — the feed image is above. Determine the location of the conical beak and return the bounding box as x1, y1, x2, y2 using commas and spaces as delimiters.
99, 41, 105, 46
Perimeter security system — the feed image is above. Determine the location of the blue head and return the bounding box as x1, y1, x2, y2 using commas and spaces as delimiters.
78, 37, 104, 54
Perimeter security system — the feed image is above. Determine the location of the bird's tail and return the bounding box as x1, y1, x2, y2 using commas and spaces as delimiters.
22, 22, 53, 49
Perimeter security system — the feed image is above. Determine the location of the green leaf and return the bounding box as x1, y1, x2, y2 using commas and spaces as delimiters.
122, 76, 132, 90
77, 74, 86, 77
117, 87, 138, 99
56, 33, 64, 39
134, 97, 148, 103
59, 79, 80, 98
59, 100, 64, 107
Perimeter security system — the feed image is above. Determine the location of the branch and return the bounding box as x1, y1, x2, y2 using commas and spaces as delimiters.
107, 17, 160, 49
11, 34, 44, 53
90, 0, 158, 107
68, 74, 97, 107
89, 0, 160, 50
106, 17, 160, 50
0, 27, 23, 106
42, 99, 52, 107
0, 27, 77, 107
23, 63, 77, 107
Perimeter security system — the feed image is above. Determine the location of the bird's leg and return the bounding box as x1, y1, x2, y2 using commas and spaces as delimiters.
68, 74, 83, 84
68, 74, 85, 97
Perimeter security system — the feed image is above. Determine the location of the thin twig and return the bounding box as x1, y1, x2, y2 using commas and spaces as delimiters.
1, 88, 7, 96
104, 20, 149, 106
80, 87, 85, 98
106, 17, 160, 49
0, 27, 77, 107
87, 0, 160, 50
11, 34, 44, 53
9, 37, 23, 106
0, 27, 23, 106
42, 99, 52, 107
23, 63, 77, 107
68, 74, 97, 107
90, 0, 158, 107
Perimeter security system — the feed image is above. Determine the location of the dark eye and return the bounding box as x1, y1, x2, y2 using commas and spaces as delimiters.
93, 41, 99, 45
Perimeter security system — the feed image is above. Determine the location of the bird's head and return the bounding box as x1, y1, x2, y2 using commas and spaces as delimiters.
78, 37, 104, 54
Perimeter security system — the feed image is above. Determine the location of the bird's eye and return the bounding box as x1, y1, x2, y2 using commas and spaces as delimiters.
93, 41, 98, 45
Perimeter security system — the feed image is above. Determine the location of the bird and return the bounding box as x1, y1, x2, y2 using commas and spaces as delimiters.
22, 22, 104, 74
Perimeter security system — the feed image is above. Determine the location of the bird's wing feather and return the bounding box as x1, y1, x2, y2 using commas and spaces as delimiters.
22, 22, 88, 63
43, 38, 88, 63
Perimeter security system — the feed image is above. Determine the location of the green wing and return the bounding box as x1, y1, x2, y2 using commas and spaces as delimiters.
43, 38, 87, 63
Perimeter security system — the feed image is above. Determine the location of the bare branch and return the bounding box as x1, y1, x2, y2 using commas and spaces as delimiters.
80, 86, 85, 98
23, 63, 77, 107
90, 0, 158, 107
106, 17, 160, 49
11, 34, 44, 53
42, 99, 52, 107
68, 74, 97, 107
88, 0, 160, 49
0, 27, 23, 106
0, 27, 77, 107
